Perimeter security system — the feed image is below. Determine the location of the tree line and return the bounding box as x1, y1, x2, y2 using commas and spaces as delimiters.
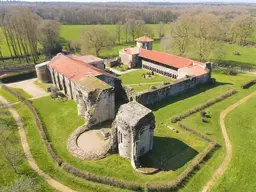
0, 2, 255, 25
0, 7, 61, 64
164, 13, 256, 61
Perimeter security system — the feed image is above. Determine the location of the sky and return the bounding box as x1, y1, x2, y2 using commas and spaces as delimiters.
14, 0, 256, 3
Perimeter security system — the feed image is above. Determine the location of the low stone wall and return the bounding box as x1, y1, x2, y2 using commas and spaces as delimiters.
132, 74, 209, 106
67, 125, 110, 160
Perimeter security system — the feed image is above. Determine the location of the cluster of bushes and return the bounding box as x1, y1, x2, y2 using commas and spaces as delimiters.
145, 142, 216, 191
241, 79, 256, 89
0, 70, 36, 83
171, 89, 237, 123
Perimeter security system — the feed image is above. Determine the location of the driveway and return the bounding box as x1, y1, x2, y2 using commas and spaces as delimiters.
6, 78, 49, 98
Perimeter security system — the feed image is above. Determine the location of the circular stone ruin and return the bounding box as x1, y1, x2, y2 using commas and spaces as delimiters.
77, 128, 110, 157
67, 123, 111, 160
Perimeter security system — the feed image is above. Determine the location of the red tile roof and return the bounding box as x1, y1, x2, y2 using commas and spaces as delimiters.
139, 49, 203, 69
135, 34, 154, 42
48, 54, 116, 81
188, 65, 208, 76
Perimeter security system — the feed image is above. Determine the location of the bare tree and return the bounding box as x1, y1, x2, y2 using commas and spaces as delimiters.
80, 26, 113, 57
126, 19, 146, 42
38, 19, 61, 57
229, 15, 256, 45
2, 8, 40, 64
192, 13, 225, 61
124, 21, 129, 43
167, 14, 192, 56
158, 21, 165, 38
0, 109, 24, 175
115, 21, 123, 44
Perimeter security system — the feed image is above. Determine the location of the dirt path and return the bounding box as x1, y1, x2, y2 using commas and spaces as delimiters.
6, 78, 49, 98
107, 67, 139, 75
202, 91, 256, 192
0, 95, 76, 192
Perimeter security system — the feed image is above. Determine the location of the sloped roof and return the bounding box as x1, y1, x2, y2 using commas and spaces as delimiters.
187, 65, 208, 76
135, 34, 154, 42
70, 55, 103, 64
139, 49, 203, 69
48, 54, 116, 82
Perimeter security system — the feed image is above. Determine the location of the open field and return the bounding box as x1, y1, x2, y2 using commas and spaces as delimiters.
0, 100, 53, 191
211, 95, 256, 192
0, 24, 255, 69
120, 69, 172, 92
175, 73, 256, 191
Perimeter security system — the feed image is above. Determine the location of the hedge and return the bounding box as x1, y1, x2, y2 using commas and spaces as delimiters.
0, 70, 36, 83
171, 89, 237, 123
2, 84, 218, 191
241, 79, 256, 89
177, 122, 215, 143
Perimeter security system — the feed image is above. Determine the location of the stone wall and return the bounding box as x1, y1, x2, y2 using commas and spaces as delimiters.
85, 88, 115, 127
132, 73, 210, 106
35, 62, 51, 83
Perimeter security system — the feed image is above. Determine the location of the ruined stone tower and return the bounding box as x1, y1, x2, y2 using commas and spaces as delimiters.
111, 101, 155, 167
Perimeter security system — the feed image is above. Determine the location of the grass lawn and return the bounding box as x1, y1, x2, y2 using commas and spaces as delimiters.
120, 69, 171, 92
10, 87, 32, 99
0, 87, 19, 103
0, 101, 53, 191
33, 80, 52, 92
174, 73, 256, 192
14, 102, 128, 192
211, 95, 256, 192
112, 64, 128, 72
32, 95, 208, 184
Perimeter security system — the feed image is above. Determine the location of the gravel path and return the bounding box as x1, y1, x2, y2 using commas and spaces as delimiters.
202, 91, 256, 192
6, 78, 49, 98
107, 67, 139, 75
0, 95, 76, 192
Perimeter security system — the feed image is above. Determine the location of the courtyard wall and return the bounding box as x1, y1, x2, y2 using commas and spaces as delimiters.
131, 73, 210, 106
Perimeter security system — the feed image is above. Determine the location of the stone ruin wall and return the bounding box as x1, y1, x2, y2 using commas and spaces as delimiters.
132, 73, 210, 106
85, 88, 115, 127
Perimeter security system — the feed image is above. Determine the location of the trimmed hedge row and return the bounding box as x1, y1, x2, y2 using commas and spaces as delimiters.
171, 89, 237, 123
177, 122, 215, 143
2, 85, 218, 191
241, 79, 256, 89
0, 70, 36, 83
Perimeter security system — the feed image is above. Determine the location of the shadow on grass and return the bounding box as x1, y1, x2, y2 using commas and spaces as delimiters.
215, 60, 256, 70
139, 137, 198, 171
149, 81, 232, 112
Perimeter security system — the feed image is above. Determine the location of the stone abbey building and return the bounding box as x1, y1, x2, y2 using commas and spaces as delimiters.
119, 34, 211, 81
35, 34, 211, 169
35, 54, 117, 127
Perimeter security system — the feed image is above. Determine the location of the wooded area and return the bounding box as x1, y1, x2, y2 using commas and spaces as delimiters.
0, 2, 255, 64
